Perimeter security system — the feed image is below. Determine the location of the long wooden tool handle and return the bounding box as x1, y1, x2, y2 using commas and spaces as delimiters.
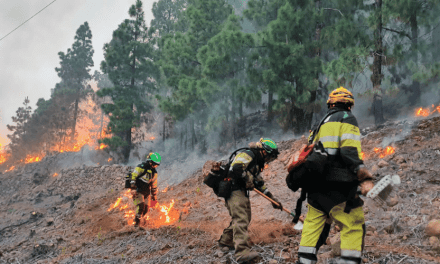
253, 188, 292, 215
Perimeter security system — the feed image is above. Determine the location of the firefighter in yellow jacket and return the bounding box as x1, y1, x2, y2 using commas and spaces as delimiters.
296, 87, 374, 264
130, 152, 161, 226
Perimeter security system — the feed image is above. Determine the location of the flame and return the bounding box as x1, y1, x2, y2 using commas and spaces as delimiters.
108, 157, 113, 162
24, 155, 43, 164
264, 164, 269, 170
0, 144, 6, 164
415, 104, 440, 117
0, 95, 111, 166
360, 152, 365, 160
159, 200, 175, 223
96, 143, 108, 150
150, 137, 155, 140
162, 186, 168, 193
107, 190, 179, 227
53, 173, 58, 177
5, 166, 15, 172
374, 146, 395, 158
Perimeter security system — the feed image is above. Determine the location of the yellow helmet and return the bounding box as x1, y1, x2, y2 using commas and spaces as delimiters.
327, 87, 354, 106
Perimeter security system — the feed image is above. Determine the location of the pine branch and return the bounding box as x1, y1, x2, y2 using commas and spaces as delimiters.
383, 27, 411, 40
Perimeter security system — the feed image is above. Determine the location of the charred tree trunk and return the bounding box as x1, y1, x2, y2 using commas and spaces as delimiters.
371, 0, 385, 126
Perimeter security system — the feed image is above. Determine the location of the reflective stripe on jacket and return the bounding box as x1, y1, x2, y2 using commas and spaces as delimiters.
131, 163, 158, 199
312, 107, 363, 178
229, 149, 268, 193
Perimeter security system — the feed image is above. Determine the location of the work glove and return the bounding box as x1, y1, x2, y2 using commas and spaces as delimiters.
266, 191, 283, 211
130, 180, 136, 188
360, 180, 375, 196
356, 166, 374, 182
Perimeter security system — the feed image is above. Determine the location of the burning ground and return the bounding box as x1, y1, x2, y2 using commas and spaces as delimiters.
1, 115, 440, 263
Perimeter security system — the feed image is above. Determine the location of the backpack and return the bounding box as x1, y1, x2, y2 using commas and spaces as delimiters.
203, 148, 249, 198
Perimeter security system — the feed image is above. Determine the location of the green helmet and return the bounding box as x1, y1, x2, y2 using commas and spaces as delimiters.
259, 138, 279, 156
146, 152, 161, 165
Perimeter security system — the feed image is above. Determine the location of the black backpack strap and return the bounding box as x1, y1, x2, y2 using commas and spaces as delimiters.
308, 109, 345, 144
292, 188, 307, 223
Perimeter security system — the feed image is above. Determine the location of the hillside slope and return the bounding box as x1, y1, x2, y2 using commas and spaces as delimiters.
1, 116, 440, 264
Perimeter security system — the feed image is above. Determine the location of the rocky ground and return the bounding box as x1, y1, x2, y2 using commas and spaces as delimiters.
1, 115, 440, 264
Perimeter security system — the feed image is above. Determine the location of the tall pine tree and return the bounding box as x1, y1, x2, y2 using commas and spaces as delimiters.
98, 0, 159, 163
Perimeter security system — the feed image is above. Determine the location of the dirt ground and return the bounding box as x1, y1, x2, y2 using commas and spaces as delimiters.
1, 115, 440, 263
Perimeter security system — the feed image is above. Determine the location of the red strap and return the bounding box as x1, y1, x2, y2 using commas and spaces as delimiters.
287, 144, 314, 173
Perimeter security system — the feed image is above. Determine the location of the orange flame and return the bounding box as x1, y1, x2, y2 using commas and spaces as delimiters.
415, 104, 440, 117
0, 95, 111, 166
0, 144, 6, 164
374, 146, 395, 158
108, 157, 113, 162
264, 164, 269, 170
107, 190, 179, 227
53, 173, 58, 177
96, 143, 108, 150
360, 152, 365, 160
24, 155, 43, 164
162, 186, 168, 193
5, 166, 15, 172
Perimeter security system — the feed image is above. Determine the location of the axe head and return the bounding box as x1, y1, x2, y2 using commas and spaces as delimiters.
366, 175, 400, 205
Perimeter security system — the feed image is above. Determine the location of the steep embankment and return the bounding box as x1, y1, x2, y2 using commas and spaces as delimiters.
1, 116, 440, 264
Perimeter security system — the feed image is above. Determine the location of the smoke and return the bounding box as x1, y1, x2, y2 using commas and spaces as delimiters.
55, 145, 111, 170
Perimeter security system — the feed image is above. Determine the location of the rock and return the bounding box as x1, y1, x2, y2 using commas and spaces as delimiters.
425, 219, 440, 237
215, 251, 224, 258
46, 217, 54, 226
386, 197, 399, 207
377, 160, 389, 168
268, 260, 278, 264
429, 236, 439, 247
370, 165, 380, 174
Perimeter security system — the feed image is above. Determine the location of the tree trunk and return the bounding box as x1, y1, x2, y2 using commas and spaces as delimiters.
71, 94, 79, 142
162, 114, 166, 151
409, 12, 420, 105
267, 91, 273, 123
371, 0, 385, 125
190, 118, 197, 150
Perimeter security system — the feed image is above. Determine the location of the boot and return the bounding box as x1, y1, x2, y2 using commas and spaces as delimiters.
236, 251, 259, 263
218, 242, 234, 252
134, 216, 140, 227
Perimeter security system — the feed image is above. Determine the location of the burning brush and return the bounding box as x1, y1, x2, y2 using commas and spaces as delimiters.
107, 190, 179, 228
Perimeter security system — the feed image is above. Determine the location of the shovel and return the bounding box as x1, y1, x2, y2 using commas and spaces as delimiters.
253, 188, 304, 230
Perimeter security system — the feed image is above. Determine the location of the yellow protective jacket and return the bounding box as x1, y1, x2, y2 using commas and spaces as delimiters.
308, 106, 364, 213
131, 162, 158, 200
228, 149, 268, 194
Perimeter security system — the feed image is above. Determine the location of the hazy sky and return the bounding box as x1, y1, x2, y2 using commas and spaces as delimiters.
0, 0, 155, 145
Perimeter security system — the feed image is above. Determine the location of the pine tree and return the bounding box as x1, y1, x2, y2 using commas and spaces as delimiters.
6, 97, 32, 160
55, 22, 94, 141
158, 0, 233, 150
98, 0, 159, 163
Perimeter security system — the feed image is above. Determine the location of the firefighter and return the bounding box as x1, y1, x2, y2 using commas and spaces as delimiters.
130, 152, 161, 227
218, 138, 283, 263
296, 87, 375, 264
